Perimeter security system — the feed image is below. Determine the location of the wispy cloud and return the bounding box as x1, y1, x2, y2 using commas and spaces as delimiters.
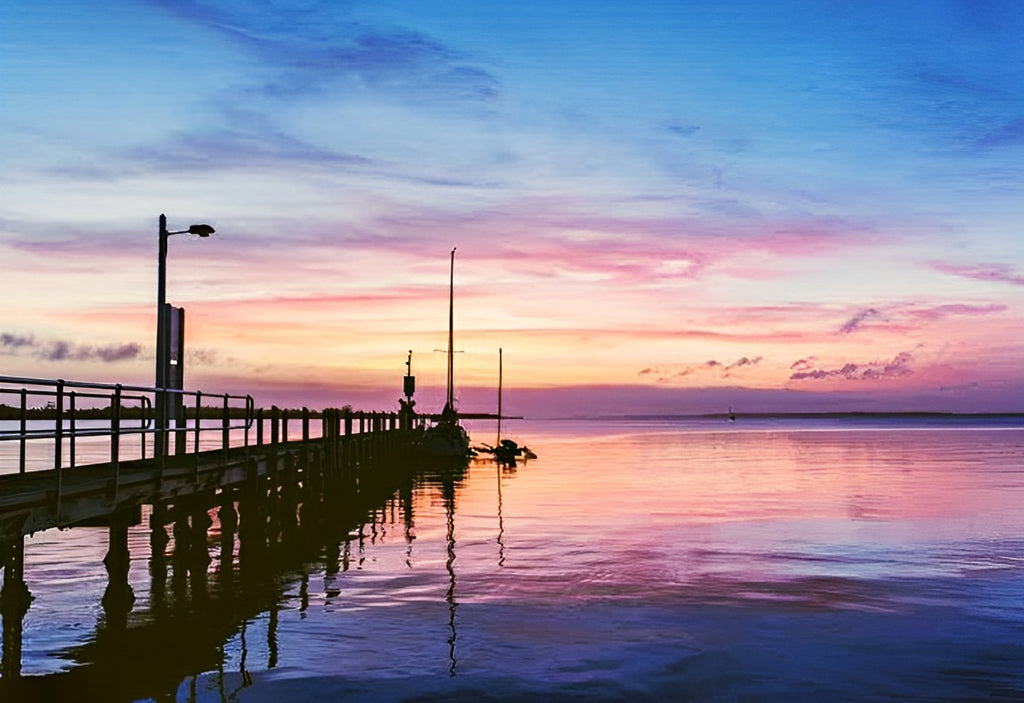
152, 1, 500, 106
930, 261, 1024, 286
789, 351, 915, 382
122, 130, 373, 175
639, 356, 764, 383
0, 332, 143, 363
907, 303, 1007, 321
0, 333, 34, 350
724, 356, 763, 372
972, 116, 1024, 150
839, 308, 882, 334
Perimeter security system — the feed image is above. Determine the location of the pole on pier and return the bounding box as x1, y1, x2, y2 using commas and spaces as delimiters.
157, 214, 213, 457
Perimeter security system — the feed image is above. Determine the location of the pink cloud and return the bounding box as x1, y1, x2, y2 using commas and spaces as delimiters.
930, 261, 1024, 286
906, 303, 1008, 320
351, 201, 884, 285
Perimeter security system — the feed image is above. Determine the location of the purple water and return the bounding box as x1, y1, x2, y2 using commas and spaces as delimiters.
4, 417, 1024, 701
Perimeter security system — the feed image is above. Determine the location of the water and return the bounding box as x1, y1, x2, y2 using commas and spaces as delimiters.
3, 416, 1024, 701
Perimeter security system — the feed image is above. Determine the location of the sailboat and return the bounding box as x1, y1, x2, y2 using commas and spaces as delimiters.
422, 248, 471, 459
475, 348, 536, 465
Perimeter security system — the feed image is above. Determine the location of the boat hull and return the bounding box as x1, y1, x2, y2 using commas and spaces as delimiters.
421, 422, 471, 459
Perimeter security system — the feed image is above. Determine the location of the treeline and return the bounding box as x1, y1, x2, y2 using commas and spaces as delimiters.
0, 404, 332, 421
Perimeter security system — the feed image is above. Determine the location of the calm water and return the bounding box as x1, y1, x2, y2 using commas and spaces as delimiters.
3, 416, 1024, 701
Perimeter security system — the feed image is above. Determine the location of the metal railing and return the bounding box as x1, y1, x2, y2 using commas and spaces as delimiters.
0, 375, 255, 476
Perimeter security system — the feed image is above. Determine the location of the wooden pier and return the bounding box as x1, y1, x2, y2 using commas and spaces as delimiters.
0, 375, 429, 690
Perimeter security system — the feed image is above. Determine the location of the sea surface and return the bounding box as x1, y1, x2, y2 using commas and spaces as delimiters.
2, 415, 1024, 701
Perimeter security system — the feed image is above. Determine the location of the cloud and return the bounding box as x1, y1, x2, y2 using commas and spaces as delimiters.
907, 303, 1007, 321
187, 348, 219, 366
0, 333, 34, 349
839, 308, 882, 334
973, 116, 1024, 150
667, 123, 701, 137
789, 351, 915, 382
154, 1, 500, 105
122, 130, 373, 175
724, 356, 763, 371
930, 261, 1024, 286
95, 343, 143, 362
638, 356, 763, 383
0, 332, 143, 364
790, 356, 818, 371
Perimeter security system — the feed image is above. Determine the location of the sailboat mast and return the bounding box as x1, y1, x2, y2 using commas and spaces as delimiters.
496, 347, 503, 445
447, 247, 456, 410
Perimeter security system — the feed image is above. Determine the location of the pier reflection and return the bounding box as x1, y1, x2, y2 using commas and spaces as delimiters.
0, 449, 429, 702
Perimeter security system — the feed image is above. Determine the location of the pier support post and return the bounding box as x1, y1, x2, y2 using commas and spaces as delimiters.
1, 536, 32, 680
238, 462, 268, 573
218, 497, 238, 591
191, 508, 213, 569
189, 507, 212, 603
218, 499, 238, 547
0, 537, 31, 614
102, 509, 136, 613
149, 504, 169, 612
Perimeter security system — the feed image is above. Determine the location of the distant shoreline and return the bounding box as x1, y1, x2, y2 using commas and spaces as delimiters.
541, 411, 1024, 421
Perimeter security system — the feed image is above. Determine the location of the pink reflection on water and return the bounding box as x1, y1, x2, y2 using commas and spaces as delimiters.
446, 421, 1024, 609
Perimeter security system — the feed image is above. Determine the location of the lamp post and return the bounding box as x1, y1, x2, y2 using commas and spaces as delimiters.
156, 214, 214, 455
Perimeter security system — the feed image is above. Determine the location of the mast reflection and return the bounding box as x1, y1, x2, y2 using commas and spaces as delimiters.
413, 461, 467, 678
445, 476, 458, 677
497, 463, 506, 568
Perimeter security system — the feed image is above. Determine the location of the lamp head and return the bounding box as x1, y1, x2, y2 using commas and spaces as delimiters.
187, 224, 215, 237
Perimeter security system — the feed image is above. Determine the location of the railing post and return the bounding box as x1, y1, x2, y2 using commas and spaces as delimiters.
323, 408, 334, 470
157, 386, 167, 477
54, 380, 65, 522
174, 388, 186, 457
194, 391, 203, 456
282, 409, 289, 443
245, 395, 254, 448
271, 406, 280, 445
193, 391, 202, 480
140, 396, 150, 460
257, 408, 265, 446
68, 391, 76, 469
111, 384, 122, 498
19, 389, 27, 475
343, 409, 353, 470
302, 407, 311, 477
335, 408, 342, 459
222, 394, 230, 461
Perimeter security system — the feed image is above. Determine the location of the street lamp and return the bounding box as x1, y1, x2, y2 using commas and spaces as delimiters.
156, 213, 214, 454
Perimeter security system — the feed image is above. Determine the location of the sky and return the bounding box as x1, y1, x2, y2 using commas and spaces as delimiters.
2, 0, 1024, 417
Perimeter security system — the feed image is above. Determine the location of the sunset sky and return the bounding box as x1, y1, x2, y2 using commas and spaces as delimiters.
2, 0, 1024, 416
